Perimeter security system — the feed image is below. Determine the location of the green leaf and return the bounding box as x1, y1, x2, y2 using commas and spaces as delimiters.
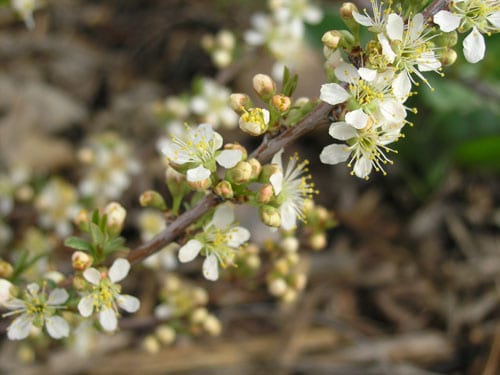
103, 237, 126, 255
64, 237, 92, 252
89, 222, 104, 245
455, 136, 500, 170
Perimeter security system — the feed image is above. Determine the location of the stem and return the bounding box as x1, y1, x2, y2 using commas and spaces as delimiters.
422, 0, 449, 21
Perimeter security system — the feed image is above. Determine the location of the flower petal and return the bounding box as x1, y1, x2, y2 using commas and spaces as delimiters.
99, 307, 118, 332
45, 315, 70, 339
78, 295, 95, 317
211, 203, 235, 229
488, 11, 500, 28
7, 314, 33, 340
392, 73, 412, 102
109, 258, 131, 283
345, 109, 369, 129
320, 144, 351, 165
83, 267, 101, 285
320, 83, 350, 105
352, 11, 374, 27
386, 13, 404, 41
270, 172, 283, 196
227, 227, 251, 247
280, 203, 297, 231
378, 33, 396, 63
203, 254, 219, 281
358, 67, 377, 82
334, 62, 360, 84
353, 156, 373, 179
329, 123, 357, 140
47, 288, 69, 305
463, 27, 485, 63
216, 149, 242, 169
186, 165, 211, 182
178, 239, 203, 263
117, 294, 140, 313
433, 10, 461, 32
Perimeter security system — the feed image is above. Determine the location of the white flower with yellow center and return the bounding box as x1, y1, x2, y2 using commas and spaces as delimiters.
434, 0, 500, 63
3, 283, 69, 340
78, 258, 140, 332
161, 124, 242, 183
239, 108, 271, 136
178, 204, 250, 281
269, 149, 316, 231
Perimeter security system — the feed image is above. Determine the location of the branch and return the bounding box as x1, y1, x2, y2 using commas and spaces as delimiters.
422, 0, 449, 21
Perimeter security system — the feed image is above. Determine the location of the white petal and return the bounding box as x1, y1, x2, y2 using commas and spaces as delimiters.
45, 315, 70, 339
329, 123, 357, 140
379, 99, 407, 123
178, 239, 203, 263
280, 203, 297, 231
7, 314, 33, 340
203, 254, 219, 281
320, 83, 350, 105
463, 28, 485, 63
392, 73, 412, 101
211, 203, 234, 229
386, 14, 404, 41
304, 6, 323, 24
271, 148, 284, 169
417, 51, 441, 71
433, 10, 461, 32
352, 11, 374, 27
488, 11, 500, 28
354, 156, 373, 178
408, 13, 424, 41
262, 108, 270, 124
47, 288, 69, 305
83, 267, 101, 285
244, 30, 265, 46
227, 227, 251, 247
186, 165, 211, 182
117, 294, 140, 313
320, 144, 351, 165
345, 109, 369, 129
109, 258, 131, 283
3, 298, 26, 310
270, 172, 283, 196
358, 67, 377, 82
27, 283, 39, 296
334, 62, 360, 84
99, 307, 118, 331
378, 34, 396, 63
78, 295, 95, 317
216, 149, 242, 169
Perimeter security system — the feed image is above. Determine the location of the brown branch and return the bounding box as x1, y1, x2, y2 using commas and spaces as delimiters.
422, 0, 449, 21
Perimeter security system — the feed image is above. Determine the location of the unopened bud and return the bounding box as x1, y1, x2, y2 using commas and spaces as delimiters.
72, 251, 93, 271
204, 314, 222, 336
226, 161, 253, 184
309, 232, 327, 251
217, 30, 235, 50
105, 202, 126, 234
252, 74, 276, 99
74, 209, 90, 230
139, 190, 167, 210
0, 278, 14, 305
260, 163, 281, 183
275, 258, 289, 274
201, 34, 215, 51
187, 176, 211, 191
269, 278, 288, 296
0, 260, 13, 278
142, 335, 160, 354
292, 273, 307, 290
191, 307, 209, 324
193, 287, 209, 305
322, 30, 342, 49
229, 93, 251, 114
213, 49, 232, 68
156, 324, 176, 345
258, 184, 274, 204
214, 180, 234, 199
282, 289, 298, 303
73, 275, 86, 290
246, 254, 261, 270
271, 94, 291, 112
247, 158, 262, 179
259, 205, 281, 227
166, 166, 189, 197
224, 143, 248, 160
440, 47, 457, 66
315, 206, 330, 224
280, 237, 299, 253
239, 108, 270, 136
340, 2, 358, 20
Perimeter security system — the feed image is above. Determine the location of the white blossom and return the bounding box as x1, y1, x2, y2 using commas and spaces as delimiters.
78, 258, 140, 332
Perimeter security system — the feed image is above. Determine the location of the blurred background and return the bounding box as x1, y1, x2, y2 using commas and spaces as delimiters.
0, 0, 500, 374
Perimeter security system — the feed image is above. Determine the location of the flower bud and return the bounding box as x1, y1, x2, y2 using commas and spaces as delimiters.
139, 190, 167, 210
156, 324, 176, 345
282, 289, 298, 303
260, 206, 281, 227
229, 93, 251, 114
44, 271, 65, 284
322, 30, 343, 49
246, 254, 261, 270
142, 335, 160, 354
226, 161, 253, 185
204, 314, 222, 336
193, 287, 209, 305
73, 275, 86, 290
213, 50, 232, 68
239, 108, 270, 136
74, 209, 90, 230
340, 2, 358, 20
252, 74, 276, 99
271, 94, 291, 112
274, 258, 289, 274
224, 142, 248, 160
440, 47, 457, 66
259, 163, 281, 183
72, 251, 93, 271
0, 278, 14, 306
166, 165, 190, 197
214, 180, 234, 199
0, 259, 13, 278
269, 278, 287, 296
280, 237, 299, 253
187, 176, 211, 191
292, 272, 307, 291
309, 232, 327, 251
201, 34, 215, 50
258, 184, 274, 204
191, 307, 209, 324
105, 202, 126, 234
217, 30, 235, 50
247, 158, 262, 179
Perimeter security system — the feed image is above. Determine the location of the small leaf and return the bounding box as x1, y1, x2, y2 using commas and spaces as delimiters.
64, 237, 92, 252
89, 222, 104, 245
103, 237, 126, 255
